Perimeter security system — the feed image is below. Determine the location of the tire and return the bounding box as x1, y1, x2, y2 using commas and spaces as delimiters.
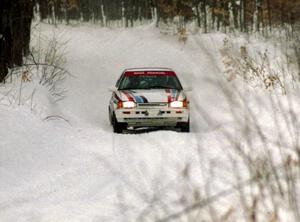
112, 113, 126, 134
108, 107, 113, 125
178, 120, 190, 133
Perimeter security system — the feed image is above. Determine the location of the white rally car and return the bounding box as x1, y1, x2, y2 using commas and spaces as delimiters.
108, 68, 190, 133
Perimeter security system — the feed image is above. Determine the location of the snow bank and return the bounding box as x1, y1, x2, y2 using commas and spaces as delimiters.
1, 23, 299, 221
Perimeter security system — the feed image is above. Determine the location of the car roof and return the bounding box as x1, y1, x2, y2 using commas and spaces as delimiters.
123, 67, 174, 72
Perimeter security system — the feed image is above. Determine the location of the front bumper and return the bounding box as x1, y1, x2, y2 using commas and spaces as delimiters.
115, 107, 189, 127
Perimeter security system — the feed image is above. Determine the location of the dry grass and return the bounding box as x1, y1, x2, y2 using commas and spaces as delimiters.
1, 26, 70, 107
219, 38, 291, 94
127, 32, 300, 222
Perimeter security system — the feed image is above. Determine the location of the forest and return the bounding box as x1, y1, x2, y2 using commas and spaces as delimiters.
37, 0, 300, 32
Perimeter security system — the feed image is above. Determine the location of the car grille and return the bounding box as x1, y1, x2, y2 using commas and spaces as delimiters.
124, 117, 169, 120
137, 103, 168, 108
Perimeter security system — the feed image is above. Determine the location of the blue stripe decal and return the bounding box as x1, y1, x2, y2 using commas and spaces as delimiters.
141, 96, 148, 103
134, 96, 144, 103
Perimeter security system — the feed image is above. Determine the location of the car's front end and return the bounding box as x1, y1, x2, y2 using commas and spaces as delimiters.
113, 89, 189, 128
109, 68, 190, 133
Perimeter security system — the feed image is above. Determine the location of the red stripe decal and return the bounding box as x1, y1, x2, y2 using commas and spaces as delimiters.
114, 93, 122, 102
122, 91, 134, 102
175, 90, 180, 101
165, 89, 172, 103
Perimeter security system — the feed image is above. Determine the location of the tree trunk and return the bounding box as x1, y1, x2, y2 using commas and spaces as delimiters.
266, 0, 271, 31
202, 0, 207, 33
0, 0, 34, 82
123, 0, 128, 27
239, 0, 248, 32
194, 1, 201, 28
38, 0, 48, 19
231, 0, 239, 29
212, 0, 216, 30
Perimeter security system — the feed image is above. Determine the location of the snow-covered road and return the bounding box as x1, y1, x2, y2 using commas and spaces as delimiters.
0, 24, 234, 222
60, 24, 228, 130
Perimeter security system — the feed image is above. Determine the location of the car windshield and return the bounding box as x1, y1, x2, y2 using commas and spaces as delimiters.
118, 75, 183, 90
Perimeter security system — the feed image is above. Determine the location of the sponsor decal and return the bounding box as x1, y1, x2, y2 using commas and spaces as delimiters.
124, 71, 176, 76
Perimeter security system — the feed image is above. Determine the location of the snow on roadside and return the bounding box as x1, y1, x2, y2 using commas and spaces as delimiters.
1, 22, 299, 221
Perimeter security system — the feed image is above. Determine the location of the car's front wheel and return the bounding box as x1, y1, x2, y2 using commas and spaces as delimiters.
178, 120, 190, 132
108, 107, 113, 125
112, 113, 126, 134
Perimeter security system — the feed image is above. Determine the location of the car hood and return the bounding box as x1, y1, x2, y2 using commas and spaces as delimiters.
116, 89, 186, 103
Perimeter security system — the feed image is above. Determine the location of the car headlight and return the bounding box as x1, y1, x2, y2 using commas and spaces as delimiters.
170, 101, 184, 108
169, 100, 188, 108
122, 101, 136, 108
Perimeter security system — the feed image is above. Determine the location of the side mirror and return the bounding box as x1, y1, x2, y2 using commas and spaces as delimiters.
108, 86, 117, 92
183, 86, 193, 92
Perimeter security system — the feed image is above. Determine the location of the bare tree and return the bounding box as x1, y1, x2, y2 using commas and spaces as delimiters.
0, 0, 34, 83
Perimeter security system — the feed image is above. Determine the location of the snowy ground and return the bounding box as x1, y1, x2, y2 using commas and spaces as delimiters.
1, 23, 299, 221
